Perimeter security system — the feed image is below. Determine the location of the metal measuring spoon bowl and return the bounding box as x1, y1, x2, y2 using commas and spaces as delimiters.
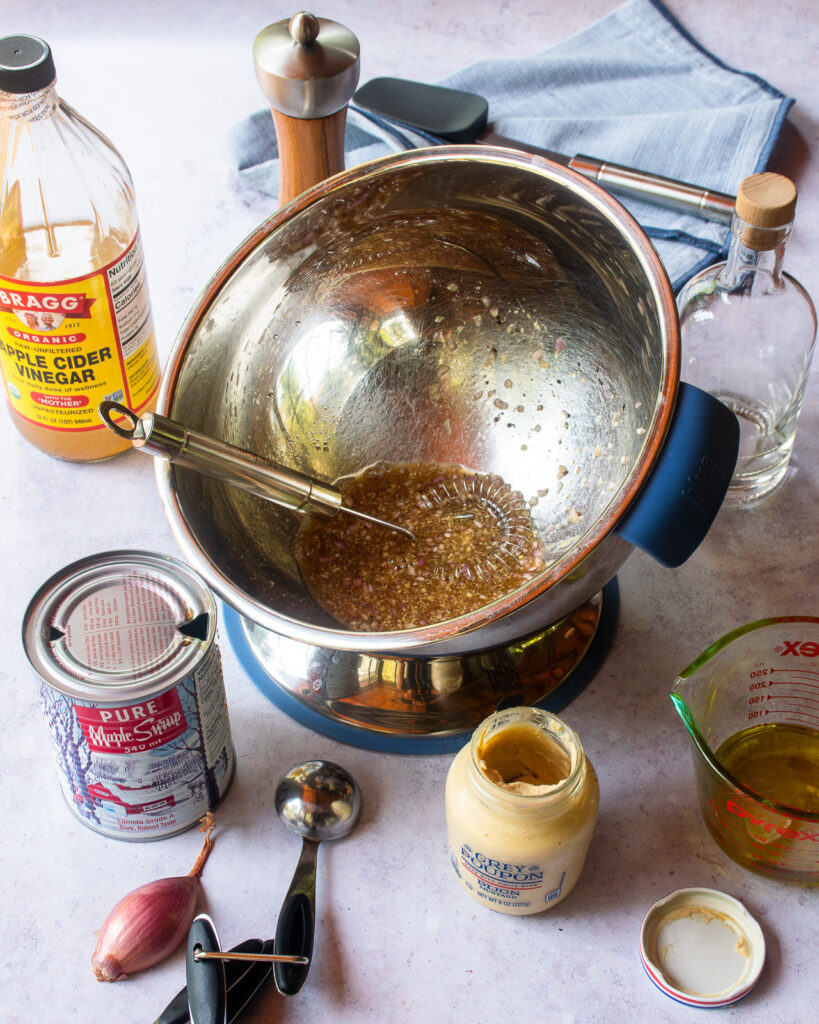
273, 760, 362, 996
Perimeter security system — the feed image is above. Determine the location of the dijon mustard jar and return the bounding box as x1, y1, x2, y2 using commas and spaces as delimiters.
445, 707, 599, 915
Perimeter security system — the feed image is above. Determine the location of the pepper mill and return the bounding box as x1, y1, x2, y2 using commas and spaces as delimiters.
253, 11, 360, 207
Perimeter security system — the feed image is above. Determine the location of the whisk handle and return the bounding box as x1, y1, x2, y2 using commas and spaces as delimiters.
98, 401, 342, 519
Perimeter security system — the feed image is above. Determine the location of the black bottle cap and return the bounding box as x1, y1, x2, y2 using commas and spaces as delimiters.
0, 35, 56, 94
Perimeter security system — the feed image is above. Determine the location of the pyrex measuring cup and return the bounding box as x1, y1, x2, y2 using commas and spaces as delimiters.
671, 616, 819, 884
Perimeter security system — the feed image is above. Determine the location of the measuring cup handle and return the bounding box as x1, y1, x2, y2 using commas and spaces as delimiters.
614, 383, 739, 567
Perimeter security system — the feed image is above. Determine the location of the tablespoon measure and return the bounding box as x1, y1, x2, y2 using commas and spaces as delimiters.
273, 760, 362, 995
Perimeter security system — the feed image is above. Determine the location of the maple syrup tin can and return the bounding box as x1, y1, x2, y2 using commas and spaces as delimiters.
23, 550, 236, 841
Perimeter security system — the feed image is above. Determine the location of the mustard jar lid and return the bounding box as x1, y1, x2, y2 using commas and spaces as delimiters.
639, 887, 766, 1008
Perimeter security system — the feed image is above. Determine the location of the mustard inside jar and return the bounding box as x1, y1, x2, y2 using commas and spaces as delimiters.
445, 706, 599, 915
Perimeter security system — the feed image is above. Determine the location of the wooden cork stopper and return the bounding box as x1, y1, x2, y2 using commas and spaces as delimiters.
736, 172, 797, 227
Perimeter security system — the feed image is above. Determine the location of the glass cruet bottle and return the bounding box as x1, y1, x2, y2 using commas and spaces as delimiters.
0, 34, 161, 461
677, 172, 816, 506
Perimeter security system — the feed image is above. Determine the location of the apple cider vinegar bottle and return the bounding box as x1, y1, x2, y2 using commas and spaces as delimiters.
0, 35, 160, 461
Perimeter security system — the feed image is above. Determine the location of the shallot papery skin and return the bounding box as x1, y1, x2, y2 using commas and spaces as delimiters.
92, 813, 215, 982
92, 874, 199, 982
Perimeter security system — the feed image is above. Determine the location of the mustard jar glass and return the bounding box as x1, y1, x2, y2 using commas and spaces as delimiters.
445, 706, 599, 915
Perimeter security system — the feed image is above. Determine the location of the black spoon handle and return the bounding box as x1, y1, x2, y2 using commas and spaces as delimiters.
273, 837, 319, 996
155, 937, 267, 1024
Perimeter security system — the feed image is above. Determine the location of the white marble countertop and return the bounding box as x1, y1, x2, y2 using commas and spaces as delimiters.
1, 1, 817, 1021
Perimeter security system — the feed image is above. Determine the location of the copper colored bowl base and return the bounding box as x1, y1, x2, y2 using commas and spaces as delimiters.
223, 580, 618, 753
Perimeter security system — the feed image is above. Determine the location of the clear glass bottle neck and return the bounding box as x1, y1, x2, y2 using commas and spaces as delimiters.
0, 82, 58, 124
723, 213, 792, 289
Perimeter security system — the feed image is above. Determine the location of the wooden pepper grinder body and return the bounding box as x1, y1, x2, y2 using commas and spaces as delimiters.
253, 12, 360, 208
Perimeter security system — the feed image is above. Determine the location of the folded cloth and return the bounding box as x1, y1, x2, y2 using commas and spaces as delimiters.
225, 0, 792, 290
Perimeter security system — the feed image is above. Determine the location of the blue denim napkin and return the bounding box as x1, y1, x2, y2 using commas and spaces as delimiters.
226, 0, 792, 290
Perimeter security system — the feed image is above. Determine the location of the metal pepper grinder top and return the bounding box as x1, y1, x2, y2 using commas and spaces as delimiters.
253, 12, 360, 207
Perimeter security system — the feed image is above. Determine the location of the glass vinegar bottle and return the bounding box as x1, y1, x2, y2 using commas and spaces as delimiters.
0, 34, 161, 461
677, 172, 816, 505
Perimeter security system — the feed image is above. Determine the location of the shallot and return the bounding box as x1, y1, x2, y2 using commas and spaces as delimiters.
92, 813, 216, 982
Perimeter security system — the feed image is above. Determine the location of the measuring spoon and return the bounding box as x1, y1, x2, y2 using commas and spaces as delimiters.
273, 760, 362, 996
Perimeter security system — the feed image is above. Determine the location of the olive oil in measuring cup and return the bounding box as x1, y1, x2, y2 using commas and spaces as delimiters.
717, 722, 819, 813
672, 616, 819, 884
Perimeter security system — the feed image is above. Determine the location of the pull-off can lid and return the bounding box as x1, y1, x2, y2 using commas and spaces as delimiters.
22, 549, 217, 702
0, 35, 56, 94
640, 887, 765, 1008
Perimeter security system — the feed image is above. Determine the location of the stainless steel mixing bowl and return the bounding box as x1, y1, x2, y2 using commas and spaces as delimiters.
157, 146, 735, 657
